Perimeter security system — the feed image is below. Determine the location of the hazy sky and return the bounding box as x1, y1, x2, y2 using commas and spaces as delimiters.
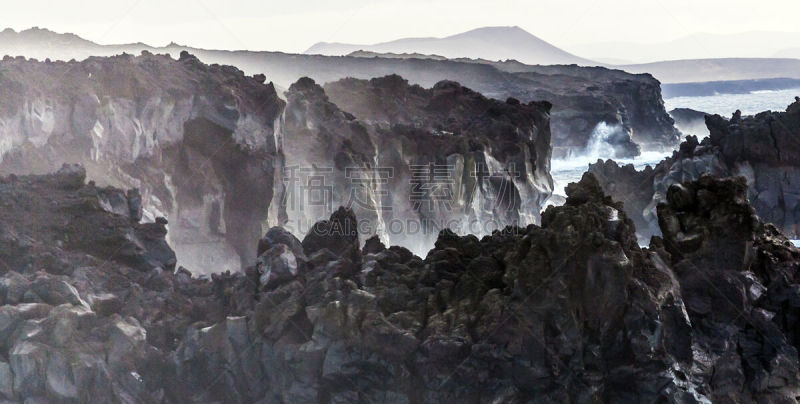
2, 0, 799, 53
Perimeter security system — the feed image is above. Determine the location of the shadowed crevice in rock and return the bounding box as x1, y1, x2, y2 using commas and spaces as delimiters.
130, 117, 277, 272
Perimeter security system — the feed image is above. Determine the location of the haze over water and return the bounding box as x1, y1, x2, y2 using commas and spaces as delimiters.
665, 88, 800, 116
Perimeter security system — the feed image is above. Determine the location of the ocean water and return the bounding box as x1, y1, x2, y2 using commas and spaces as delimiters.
664, 88, 800, 116
550, 123, 671, 200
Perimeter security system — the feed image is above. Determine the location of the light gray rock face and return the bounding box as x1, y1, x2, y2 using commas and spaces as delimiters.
0, 54, 558, 270
0, 52, 285, 273
279, 76, 553, 253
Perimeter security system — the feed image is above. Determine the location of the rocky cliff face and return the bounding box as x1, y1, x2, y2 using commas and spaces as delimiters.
282, 75, 553, 253
278, 77, 382, 243
652, 175, 800, 402
1, 27, 682, 159
706, 101, 800, 238
510, 68, 681, 158
0, 53, 556, 270
0, 52, 285, 273
591, 99, 800, 242
1, 167, 796, 402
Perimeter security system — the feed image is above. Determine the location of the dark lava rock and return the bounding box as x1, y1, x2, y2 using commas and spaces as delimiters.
0, 166, 797, 402
654, 175, 800, 402
302, 206, 361, 264
362, 235, 386, 255
0, 164, 176, 273
669, 107, 708, 123
257, 226, 305, 259
587, 159, 659, 242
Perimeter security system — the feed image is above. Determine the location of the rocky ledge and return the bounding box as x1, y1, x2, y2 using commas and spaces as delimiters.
0, 166, 796, 402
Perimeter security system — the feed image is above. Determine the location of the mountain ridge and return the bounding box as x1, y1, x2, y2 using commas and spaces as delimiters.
4, 26, 800, 84
305, 26, 596, 66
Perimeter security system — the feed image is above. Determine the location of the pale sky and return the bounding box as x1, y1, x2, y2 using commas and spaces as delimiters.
2, 0, 799, 54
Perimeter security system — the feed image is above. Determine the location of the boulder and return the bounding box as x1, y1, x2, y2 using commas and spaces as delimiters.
257, 244, 300, 289
302, 207, 361, 264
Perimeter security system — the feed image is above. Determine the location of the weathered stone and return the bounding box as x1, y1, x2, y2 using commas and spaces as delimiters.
0, 361, 14, 399
89, 293, 122, 317
284, 76, 554, 251
257, 244, 299, 289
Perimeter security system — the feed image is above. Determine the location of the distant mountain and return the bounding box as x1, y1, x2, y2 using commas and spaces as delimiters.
305, 26, 596, 66
569, 31, 800, 64
0, 27, 155, 60
4, 27, 800, 86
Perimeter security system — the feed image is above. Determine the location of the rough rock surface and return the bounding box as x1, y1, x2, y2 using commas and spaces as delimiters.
653, 175, 800, 402
0, 51, 285, 273
591, 99, 800, 241
282, 75, 553, 252
1, 166, 797, 402
278, 77, 382, 240
585, 159, 659, 242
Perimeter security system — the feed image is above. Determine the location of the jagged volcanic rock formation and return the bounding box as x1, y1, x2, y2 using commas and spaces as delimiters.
585, 159, 659, 241
653, 176, 800, 402
0, 51, 285, 273
591, 99, 800, 241
705, 101, 800, 237
2, 166, 797, 402
278, 77, 382, 240
282, 75, 553, 252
